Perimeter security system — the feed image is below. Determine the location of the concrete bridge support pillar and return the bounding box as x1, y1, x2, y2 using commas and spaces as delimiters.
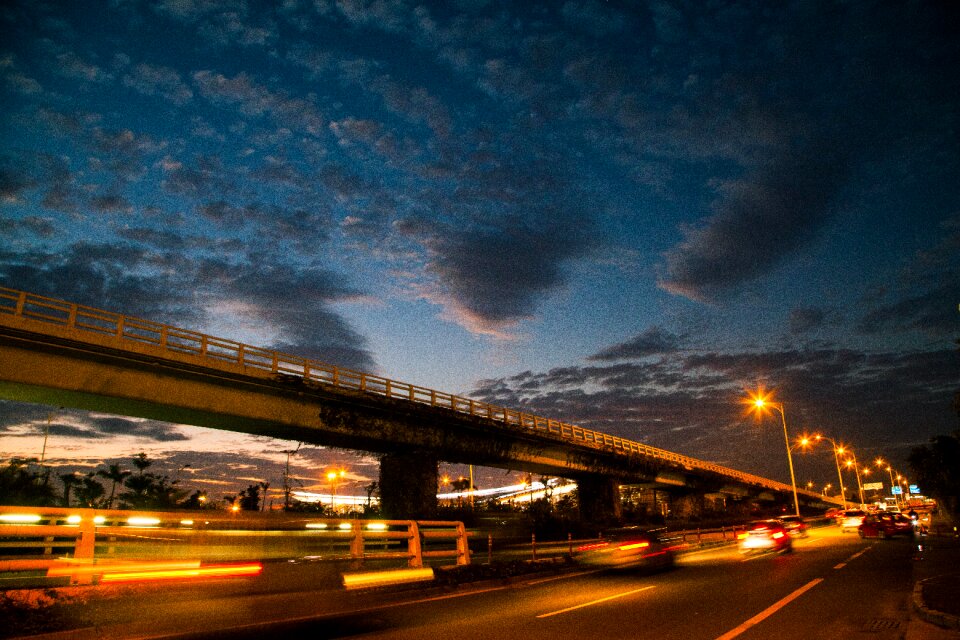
670, 492, 705, 520
577, 476, 622, 530
378, 452, 438, 520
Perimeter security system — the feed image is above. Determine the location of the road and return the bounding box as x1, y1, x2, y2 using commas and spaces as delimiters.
12, 525, 927, 640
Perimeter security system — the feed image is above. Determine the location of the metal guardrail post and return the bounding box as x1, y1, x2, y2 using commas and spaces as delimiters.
407, 521, 422, 568
72, 516, 97, 585
350, 521, 364, 561
455, 522, 470, 565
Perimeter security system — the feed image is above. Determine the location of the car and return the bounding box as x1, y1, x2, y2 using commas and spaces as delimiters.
575, 527, 677, 571
839, 509, 866, 532
778, 515, 808, 538
858, 513, 914, 539
825, 508, 842, 521
738, 520, 793, 554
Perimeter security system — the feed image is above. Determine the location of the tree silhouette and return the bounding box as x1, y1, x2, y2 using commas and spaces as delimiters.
73, 473, 106, 508
132, 452, 152, 475
0, 458, 56, 506
97, 464, 131, 509
117, 453, 184, 509
59, 472, 80, 507
909, 431, 960, 520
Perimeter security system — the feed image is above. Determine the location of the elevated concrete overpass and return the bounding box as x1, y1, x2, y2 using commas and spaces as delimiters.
0, 288, 838, 520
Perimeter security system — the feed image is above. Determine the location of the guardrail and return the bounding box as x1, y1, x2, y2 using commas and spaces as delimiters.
0, 505, 470, 585
0, 286, 832, 501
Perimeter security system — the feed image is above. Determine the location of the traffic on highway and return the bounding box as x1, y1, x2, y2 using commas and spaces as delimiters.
1, 517, 944, 640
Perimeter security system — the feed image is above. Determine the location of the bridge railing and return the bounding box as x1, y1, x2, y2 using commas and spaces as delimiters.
0, 505, 469, 586
0, 287, 828, 501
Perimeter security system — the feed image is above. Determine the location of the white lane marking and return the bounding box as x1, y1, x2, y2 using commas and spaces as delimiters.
536, 585, 655, 619
713, 578, 824, 640
834, 545, 873, 569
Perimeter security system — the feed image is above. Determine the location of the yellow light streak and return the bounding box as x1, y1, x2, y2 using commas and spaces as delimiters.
98, 562, 262, 583
0, 514, 42, 524
342, 567, 434, 590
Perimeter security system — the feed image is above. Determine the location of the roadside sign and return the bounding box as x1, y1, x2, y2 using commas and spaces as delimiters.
909, 485, 920, 494
863, 482, 883, 491
892, 486, 903, 495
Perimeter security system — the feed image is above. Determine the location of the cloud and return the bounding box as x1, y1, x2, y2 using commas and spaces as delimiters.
421, 208, 596, 336
589, 327, 682, 361
788, 308, 829, 335
122, 63, 193, 105
470, 344, 957, 479
658, 140, 849, 302
55, 52, 112, 84
192, 71, 324, 134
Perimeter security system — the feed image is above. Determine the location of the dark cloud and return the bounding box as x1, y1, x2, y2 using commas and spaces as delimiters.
424, 208, 596, 334
0, 160, 35, 202
789, 308, 829, 336
90, 416, 189, 441
658, 140, 849, 302
471, 345, 957, 480
589, 327, 682, 361
0, 242, 199, 323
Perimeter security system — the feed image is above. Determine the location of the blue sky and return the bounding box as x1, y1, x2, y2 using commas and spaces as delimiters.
1, 0, 957, 499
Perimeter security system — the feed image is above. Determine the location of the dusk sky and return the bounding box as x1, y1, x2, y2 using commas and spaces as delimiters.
1, 1, 957, 502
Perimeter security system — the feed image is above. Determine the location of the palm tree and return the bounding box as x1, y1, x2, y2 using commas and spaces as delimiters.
131, 452, 152, 475
97, 464, 131, 509
59, 472, 79, 507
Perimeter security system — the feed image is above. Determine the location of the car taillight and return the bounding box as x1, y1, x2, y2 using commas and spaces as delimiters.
618, 541, 650, 551
772, 532, 785, 539
577, 542, 609, 552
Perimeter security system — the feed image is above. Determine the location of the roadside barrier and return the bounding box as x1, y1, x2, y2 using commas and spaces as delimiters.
0, 506, 470, 585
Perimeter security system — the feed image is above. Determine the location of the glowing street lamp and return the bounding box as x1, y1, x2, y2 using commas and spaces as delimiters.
750, 391, 800, 517
327, 468, 346, 513
844, 455, 865, 505
812, 434, 848, 506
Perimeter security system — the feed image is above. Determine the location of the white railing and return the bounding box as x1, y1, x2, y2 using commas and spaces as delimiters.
0, 287, 830, 501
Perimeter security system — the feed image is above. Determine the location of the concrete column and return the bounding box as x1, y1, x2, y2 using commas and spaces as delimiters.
577, 475, 621, 530
671, 492, 705, 520
378, 452, 438, 520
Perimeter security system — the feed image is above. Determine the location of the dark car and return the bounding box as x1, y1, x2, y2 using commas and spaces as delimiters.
576, 527, 678, 571
858, 513, 914, 539
778, 515, 808, 538
738, 520, 793, 554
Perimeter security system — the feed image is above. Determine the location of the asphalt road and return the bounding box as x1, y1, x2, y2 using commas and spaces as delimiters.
13, 525, 926, 640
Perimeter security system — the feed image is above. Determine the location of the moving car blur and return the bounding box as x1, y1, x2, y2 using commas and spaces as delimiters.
778, 515, 808, 538
737, 520, 793, 554
839, 509, 866, 532
858, 512, 914, 539
575, 527, 677, 571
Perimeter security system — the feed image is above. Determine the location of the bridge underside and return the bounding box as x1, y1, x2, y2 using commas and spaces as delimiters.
0, 322, 827, 519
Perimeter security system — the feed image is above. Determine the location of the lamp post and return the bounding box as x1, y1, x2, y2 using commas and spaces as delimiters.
822, 483, 832, 497
875, 458, 898, 508
751, 393, 800, 517
327, 469, 345, 514
844, 455, 865, 506
813, 434, 848, 507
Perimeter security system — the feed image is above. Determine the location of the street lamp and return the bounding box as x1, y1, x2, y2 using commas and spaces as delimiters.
326, 468, 346, 514
844, 456, 865, 506
822, 483, 832, 497
750, 392, 800, 517
812, 434, 848, 506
